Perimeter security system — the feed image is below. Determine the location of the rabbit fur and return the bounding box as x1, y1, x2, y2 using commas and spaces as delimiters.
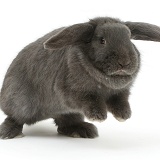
1, 17, 160, 139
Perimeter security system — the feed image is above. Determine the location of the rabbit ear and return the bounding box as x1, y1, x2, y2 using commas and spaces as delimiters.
125, 22, 160, 42
44, 23, 94, 50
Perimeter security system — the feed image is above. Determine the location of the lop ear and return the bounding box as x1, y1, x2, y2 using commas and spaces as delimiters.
125, 22, 160, 42
44, 23, 94, 50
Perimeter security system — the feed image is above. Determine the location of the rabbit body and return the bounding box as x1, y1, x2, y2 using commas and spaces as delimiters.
1, 17, 160, 139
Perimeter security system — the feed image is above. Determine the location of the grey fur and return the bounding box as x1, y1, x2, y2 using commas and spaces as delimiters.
0, 17, 160, 139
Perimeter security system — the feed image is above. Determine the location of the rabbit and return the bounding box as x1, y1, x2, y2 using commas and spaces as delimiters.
0, 17, 160, 139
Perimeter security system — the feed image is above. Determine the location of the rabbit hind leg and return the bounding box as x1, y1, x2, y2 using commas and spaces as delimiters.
55, 113, 98, 138
0, 116, 24, 139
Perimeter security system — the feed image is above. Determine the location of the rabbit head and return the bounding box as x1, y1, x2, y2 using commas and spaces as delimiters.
44, 17, 160, 89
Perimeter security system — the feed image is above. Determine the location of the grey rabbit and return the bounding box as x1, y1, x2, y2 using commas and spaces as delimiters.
0, 17, 160, 139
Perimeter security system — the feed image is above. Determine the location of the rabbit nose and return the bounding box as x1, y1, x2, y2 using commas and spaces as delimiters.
118, 58, 131, 68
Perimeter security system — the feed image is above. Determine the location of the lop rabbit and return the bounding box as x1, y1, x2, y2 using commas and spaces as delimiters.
1, 17, 160, 139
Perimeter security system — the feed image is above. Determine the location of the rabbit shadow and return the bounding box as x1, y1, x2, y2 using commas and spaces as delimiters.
23, 123, 58, 138
88, 130, 160, 150
23, 123, 160, 150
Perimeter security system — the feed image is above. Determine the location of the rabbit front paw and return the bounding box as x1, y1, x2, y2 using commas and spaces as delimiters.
84, 107, 107, 122
113, 107, 131, 122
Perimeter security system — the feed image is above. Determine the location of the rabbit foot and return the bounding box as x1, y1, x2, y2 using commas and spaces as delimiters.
84, 108, 107, 122
57, 122, 98, 138
113, 109, 131, 122
0, 117, 23, 139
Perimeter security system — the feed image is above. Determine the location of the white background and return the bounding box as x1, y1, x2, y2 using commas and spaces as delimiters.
0, 0, 160, 160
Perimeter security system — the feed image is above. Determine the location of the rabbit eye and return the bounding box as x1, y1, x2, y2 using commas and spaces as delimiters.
100, 38, 106, 44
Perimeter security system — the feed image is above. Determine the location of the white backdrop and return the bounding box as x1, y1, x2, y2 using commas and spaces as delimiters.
0, 0, 160, 160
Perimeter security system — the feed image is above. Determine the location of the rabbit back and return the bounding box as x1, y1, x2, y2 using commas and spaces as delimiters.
0, 27, 69, 124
